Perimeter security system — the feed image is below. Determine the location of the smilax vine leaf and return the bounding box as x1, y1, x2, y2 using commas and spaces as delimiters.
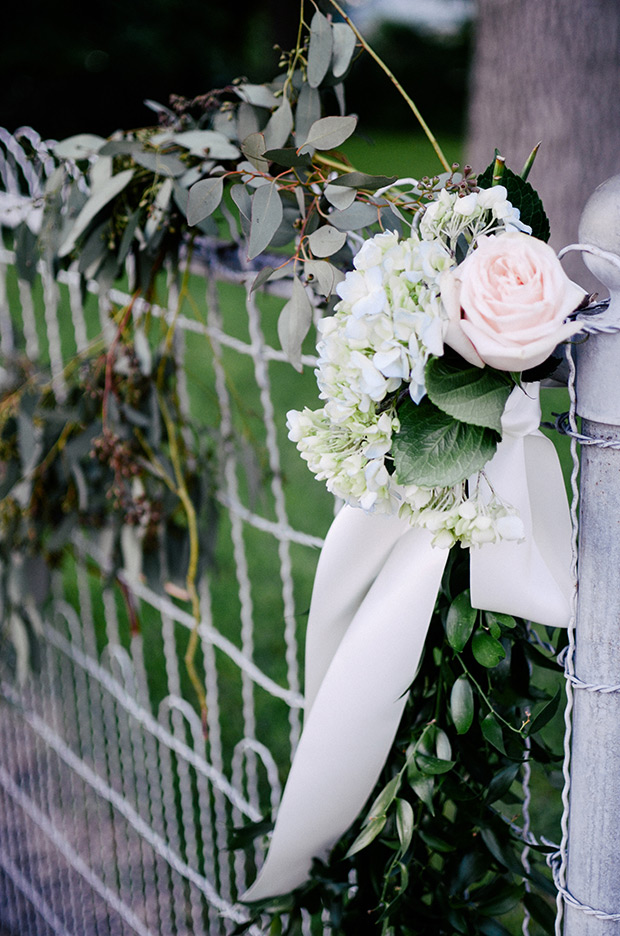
392, 397, 499, 488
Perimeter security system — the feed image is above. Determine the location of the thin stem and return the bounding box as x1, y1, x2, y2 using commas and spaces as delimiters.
325, 0, 451, 172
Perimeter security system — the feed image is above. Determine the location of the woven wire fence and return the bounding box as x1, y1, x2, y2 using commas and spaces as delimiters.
0, 128, 333, 936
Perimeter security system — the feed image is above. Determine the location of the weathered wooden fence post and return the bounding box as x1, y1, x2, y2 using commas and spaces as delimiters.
563, 175, 620, 934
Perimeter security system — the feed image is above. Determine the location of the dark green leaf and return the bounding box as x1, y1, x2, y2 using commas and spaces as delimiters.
477, 880, 524, 916
425, 357, 512, 432
480, 714, 506, 754
417, 830, 456, 852
485, 763, 520, 803
524, 892, 557, 931
416, 753, 455, 775
472, 630, 506, 668
450, 675, 475, 734
344, 816, 386, 858
263, 148, 312, 169
528, 686, 562, 736
485, 610, 516, 630
331, 172, 398, 190
478, 161, 550, 242
446, 591, 476, 652
367, 774, 401, 818
307, 10, 333, 88
393, 397, 499, 488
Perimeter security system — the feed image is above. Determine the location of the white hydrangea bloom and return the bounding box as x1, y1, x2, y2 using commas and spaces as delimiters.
288, 188, 527, 547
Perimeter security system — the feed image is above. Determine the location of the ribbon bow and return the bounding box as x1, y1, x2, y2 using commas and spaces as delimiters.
243, 383, 573, 901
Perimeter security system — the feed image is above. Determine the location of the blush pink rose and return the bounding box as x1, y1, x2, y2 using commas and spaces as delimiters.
441, 232, 586, 371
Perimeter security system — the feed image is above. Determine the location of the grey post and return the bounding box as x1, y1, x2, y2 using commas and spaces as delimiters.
564, 175, 620, 935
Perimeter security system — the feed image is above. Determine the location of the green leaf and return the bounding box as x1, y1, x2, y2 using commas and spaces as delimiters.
417, 830, 456, 853
53, 133, 106, 159
330, 172, 398, 191
298, 115, 357, 154
472, 630, 506, 668
327, 201, 378, 231
307, 224, 347, 258
131, 149, 187, 177
478, 160, 550, 242
528, 686, 562, 736
407, 765, 435, 813
392, 397, 499, 488
294, 84, 321, 144
58, 168, 134, 258
481, 714, 506, 754
425, 357, 512, 432
485, 763, 520, 804
241, 132, 269, 173
446, 591, 476, 652
248, 183, 283, 260
307, 10, 333, 88
251, 267, 275, 292
264, 97, 293, 151
485, 610, 516, 630
263, 148, 312, 169
305, 260, 344, 298
277, 276, 313, 371
524, 892, 557, 931
367, 773, 401, 818
416, 754, 455, 775
395, 798, 414, 851
344, 816, 386, 858
324, 183, 356, 211
187, 176, 224, 226
331, 22, 357, 78
450, 675, 474, 734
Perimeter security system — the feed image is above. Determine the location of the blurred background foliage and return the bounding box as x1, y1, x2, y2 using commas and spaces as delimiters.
1, 0, 471, 141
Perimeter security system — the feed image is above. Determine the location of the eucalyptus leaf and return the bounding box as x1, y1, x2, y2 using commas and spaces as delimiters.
131, 149, 187, 178
277, 276, 313, 371
305, 259, 344, 297
263, 97, 293, 151
392, 397, 499, 488
472, 630, 506, 668
425, 357, 512, 432
230, 184, 252, 239
54, 133, 106, 160
158, 129, 240, 160
298, 115, 357, 154
251, 267, 275, 292
241, 132, 269, 173
236, 102, 261, 143
331, 22, 357, 78
450, 675, 474, 734
248, 182, 283, 259
324, 183, 356, 211
187, 176, 224, 226
294, 84, 321, 145
58, 168, 134, 258
236, 84, 279, 109
446, 591, 476, 652
307, 10, 333, 88
307, 224, 347, 258
327, 201, 378, 231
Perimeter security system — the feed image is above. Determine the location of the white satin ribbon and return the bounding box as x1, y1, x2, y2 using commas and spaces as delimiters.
243, 383, 573, 902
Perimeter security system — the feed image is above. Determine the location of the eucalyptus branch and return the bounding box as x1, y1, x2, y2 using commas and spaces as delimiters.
324, 0, 451, 172
158, 393, 207, 730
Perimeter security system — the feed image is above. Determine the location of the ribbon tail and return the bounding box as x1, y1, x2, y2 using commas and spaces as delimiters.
242, 522, 449, 902
470, 385, 574, 629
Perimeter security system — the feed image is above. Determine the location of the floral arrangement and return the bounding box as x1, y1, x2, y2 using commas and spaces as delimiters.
287, 162, 585, 548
